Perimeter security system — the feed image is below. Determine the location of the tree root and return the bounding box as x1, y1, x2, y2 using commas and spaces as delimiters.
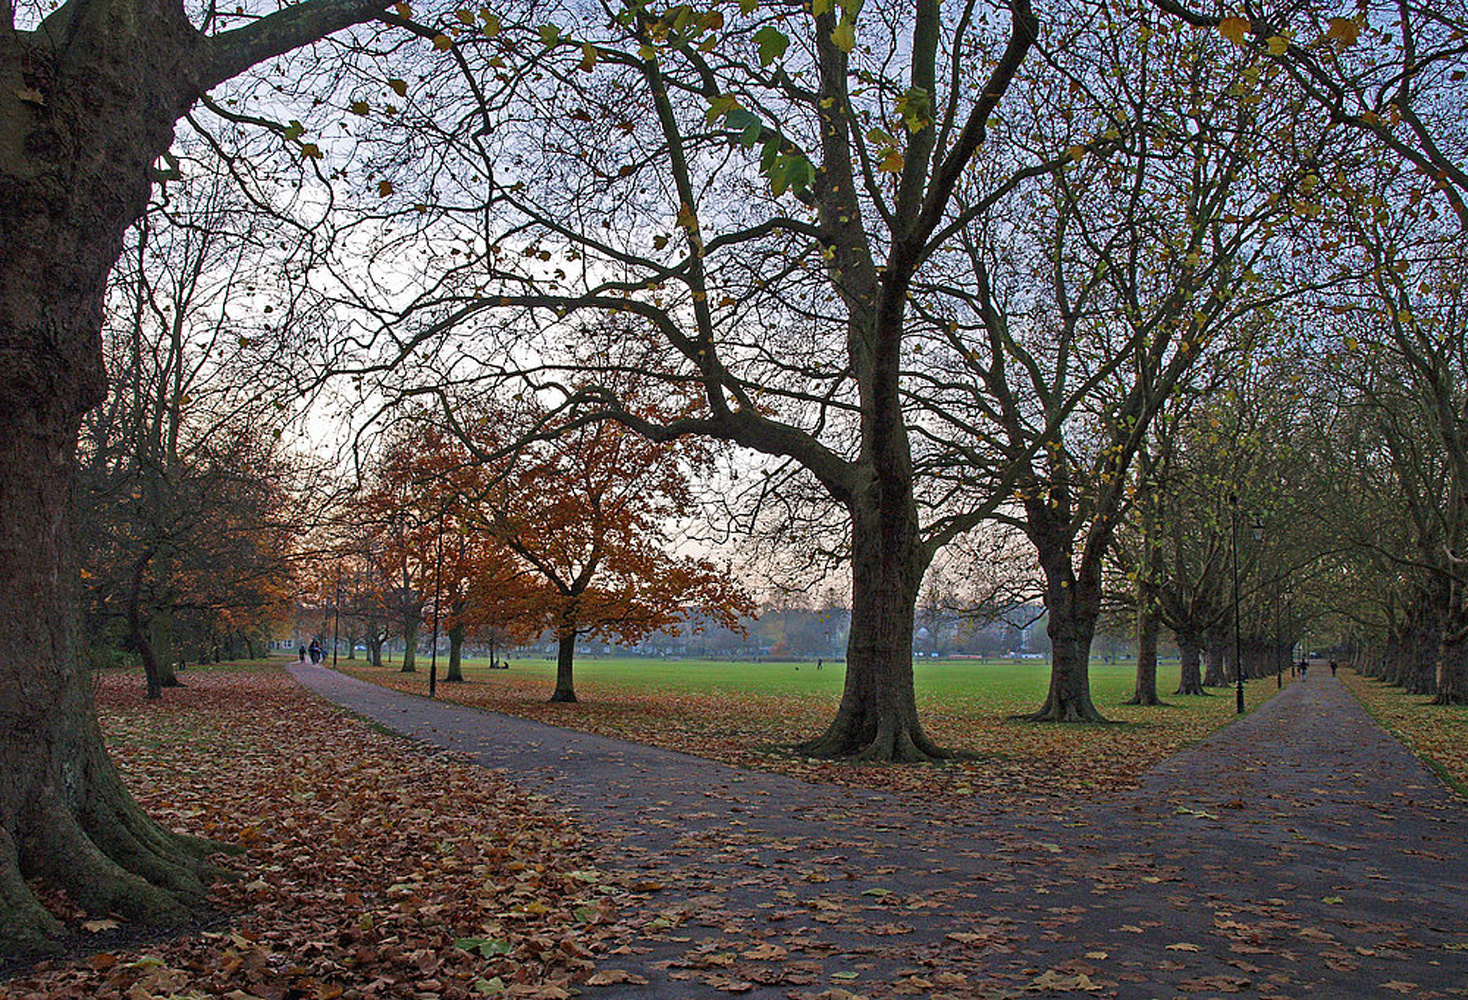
796, 712, 951, 763
31, 787, 192, 926
0, 828, 63, 956
1022, 697, 1112, 723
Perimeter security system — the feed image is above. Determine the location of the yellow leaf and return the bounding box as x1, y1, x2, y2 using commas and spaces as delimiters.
877, 147, 904, 173
579, 42, 597, 72
432, 33, 453, 50
393, 1, 411, 16
830, 20, 855, 53
480, 10, 500, 35
1067, 144, 1086, 161
388, 78, 408, 97
1326, 17, 1360, 48
1219, 16, 1249, 46
455, 8, 474, 23
349, 101, 370, 115
378, 180, 394, 197
1266, 34, 1289, 55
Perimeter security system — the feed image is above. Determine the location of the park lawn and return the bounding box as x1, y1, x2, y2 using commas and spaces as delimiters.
1339, 668, 1468, 798
3, 663, 641, 998
341, 655, 1277, 799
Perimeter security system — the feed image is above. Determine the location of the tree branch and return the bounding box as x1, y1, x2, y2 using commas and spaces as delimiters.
203, 0, 392, 90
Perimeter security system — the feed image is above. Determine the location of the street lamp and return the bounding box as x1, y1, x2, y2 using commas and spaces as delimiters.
1228, 494, 1245, 714
1249, 515, 1268, 692
331, 562, 342, 669
428, 503, 446, 699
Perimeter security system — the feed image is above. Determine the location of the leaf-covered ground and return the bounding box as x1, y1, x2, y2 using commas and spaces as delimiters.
1, 666, 649, 1000
1340, 668, 1468, 797
342, 661, 1269, 801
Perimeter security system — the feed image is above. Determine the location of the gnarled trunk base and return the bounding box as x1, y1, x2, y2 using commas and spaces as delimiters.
796, 701, 948, 762
1, 413, 224, 956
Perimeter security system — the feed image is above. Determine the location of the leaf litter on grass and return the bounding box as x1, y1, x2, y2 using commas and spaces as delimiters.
1, 667, 651, 1000
343, 664, 1259, 804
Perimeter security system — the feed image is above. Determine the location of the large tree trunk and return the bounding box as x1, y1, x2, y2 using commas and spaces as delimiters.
796, 501, 942, 761
1024, 522, 1107, 722
446, 624, 465, 683
550, 628, 578, 703
1128, 580, 1163, 706
1203, 634, 1228, 687
127, 557, 164, 700
0, 232, 217, 956
0, 4, 240, 954
1406, 587, 1444, 695
1174, 628, 1206, 695
399, 620, 418, 673
1434, 584, 1468, 705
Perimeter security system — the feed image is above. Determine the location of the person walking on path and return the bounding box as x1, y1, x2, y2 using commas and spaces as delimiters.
308, 639, 322, 664
1330, 659, 1338, 677
1299, 657, 1308, 680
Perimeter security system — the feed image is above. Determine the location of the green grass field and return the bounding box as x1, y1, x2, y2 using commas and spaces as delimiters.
392, 653, 1188, 707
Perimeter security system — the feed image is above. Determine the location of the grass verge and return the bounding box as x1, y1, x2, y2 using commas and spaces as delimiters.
1339, 668, 1468, 799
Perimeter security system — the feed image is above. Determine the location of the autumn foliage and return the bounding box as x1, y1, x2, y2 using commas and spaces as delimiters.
339, 401, 752, 701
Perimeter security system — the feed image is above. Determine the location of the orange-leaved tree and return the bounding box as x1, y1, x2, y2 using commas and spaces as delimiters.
443, 398, 754, 703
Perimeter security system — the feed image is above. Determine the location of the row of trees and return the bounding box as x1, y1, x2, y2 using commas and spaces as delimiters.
5, 0, 1468, 954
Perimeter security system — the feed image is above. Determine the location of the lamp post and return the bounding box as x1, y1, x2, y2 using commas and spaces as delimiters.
1249, 515, 1266, 693
1229, 494, 1245, 714
428, 503, 446, 699
331, 562, 342, 669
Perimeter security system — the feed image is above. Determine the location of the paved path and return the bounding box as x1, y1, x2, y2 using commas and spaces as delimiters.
290, 665, 1468, 999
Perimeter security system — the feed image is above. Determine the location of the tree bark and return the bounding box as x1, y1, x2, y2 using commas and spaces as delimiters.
0, 354, 221, 956
399, 621, 418, 673
1024, 523, 1107, 722
446, 624, 465, 683
1203, 634, 1227, 687
550, 628, 578, 703
795, 499, 944, 760
1407, 588, 1444, 695
1434, 584, 1468, 705
126, 557, 163, 700
1175, 628, 1206, 695
1128, 580, 1163, 706
0, 0, 395, 952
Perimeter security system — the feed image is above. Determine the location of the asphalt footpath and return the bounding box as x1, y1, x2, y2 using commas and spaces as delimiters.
289, 664, 1468, 999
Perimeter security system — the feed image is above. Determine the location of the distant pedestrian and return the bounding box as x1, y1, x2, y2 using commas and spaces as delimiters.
308, 639, 322, 664
1329, 659, 1338, 677
817, 658, 823, 670
1299, 657, 1308, 680
298, 645, 307, 662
